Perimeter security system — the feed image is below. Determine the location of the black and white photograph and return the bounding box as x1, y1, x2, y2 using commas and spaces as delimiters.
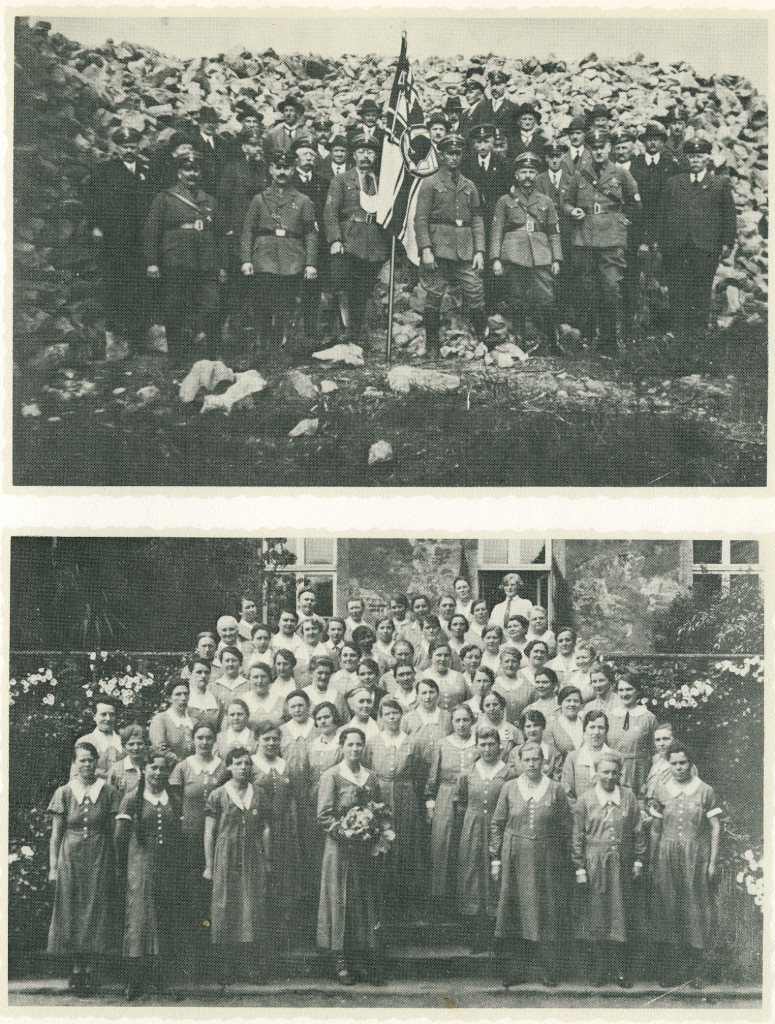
6, 535, 765, 1009
11, 11, 768, 487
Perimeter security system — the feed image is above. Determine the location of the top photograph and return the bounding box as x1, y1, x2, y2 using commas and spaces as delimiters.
11, 11, 768, 488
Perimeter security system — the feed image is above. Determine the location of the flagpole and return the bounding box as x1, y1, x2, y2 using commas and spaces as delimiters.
386, 235, 396, 365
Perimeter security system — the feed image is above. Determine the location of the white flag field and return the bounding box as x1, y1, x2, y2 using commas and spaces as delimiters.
376, 34, 438, 266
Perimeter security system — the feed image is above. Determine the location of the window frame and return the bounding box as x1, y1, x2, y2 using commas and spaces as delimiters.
692, 539, 761, 596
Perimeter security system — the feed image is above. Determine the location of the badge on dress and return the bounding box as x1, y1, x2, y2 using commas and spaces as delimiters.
455, 219, 464, 227
593, 202, 602, 215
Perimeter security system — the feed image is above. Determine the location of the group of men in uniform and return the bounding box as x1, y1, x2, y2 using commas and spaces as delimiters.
84, 66, 737, 367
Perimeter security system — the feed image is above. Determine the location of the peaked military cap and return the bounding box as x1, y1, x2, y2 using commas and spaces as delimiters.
111, 126, 142, 144
350, 133, 380, 154
470, 123, 496, 141
270, 150, 295, 168
514, 152, 542, 170
437, 133, 465, 153
543, 139, 568, 156
586, 128, 611, 146
683, 137, 712, 154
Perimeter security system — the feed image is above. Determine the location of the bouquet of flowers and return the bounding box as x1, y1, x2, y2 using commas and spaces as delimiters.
333, 801, 395, 857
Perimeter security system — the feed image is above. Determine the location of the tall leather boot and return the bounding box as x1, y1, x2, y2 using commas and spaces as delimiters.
471, 307, 489, 349
423, 309, 441, 357
542, 307, 560, 354
598, 305, 619, 357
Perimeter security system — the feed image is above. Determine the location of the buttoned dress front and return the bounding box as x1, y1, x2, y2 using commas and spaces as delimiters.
607, 704, 658, 800
425, 735, 479, 899
561, 743, 615, 809
368, 731, 425, 901
251, 756, 302, 927
148, 708, 196, 763
571, 785, 646, 942
490, 187, 562, 309
316, 764, 386, 952
280, 720, 316, 885
118, 790, 183, 959
47, 779, 121, 955
205, 783, 270, 945
457, 760, 516, 918
650, 777, 721, 949
507, 740, 563, 782
415, 168, 486, 311
491, 775, 572, 940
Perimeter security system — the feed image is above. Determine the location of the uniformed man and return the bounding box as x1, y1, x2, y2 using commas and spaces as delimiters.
611, 128, 643, 332
144, 152, 220, 367
630, 121, 684, 332
492, 127, 510, 161
479, 70, 520, 151
536, 140, 578, 325
459, 76, 488, 138
562, 117, 591, 175
240, 151, 318, 356
414, 133, 488, 355
292, 137, 331, 341
263, 95, 308, 164
657, 137, 736, 340
216, 116, 268, 351
565, 128, 641, 355
490, 152, 562, 351
427, 112, 450, 147
511, 103, 547, 162
324, 134, 389, 344
85, 126, 153, 356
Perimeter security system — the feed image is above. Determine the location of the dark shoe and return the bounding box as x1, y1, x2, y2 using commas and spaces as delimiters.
68, 970, 83, 994
80, 970, 97, 996
539, 973, 558, 988
337, 967, 356, 986
614, 973, 633, 989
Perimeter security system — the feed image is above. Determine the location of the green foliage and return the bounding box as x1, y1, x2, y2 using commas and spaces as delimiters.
654, 575, 764, 654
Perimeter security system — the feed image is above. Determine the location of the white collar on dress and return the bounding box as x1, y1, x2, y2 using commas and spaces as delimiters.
338, 762, 370, 787
225, 781, 254, 809
188, 688, 219, 710
417, 706, 440, 724
166, 706, 195, 726
143, 789, 169, 806
69, 778, 105, 803
122, 756, 142, 772
381, 730, 407, 749
476, 759, 506, 781
188, 754, 223, 776
218, 675, 247, 692
447, 733, 476, 749
251, 753, 286, 775
284, 718, 314, 739
224, 726, 252, 745
595, 783, 621, 807
665, 775, 701, 797
517, 773, 550, 802
85, 728, 122, 751
577, 742, 612, 771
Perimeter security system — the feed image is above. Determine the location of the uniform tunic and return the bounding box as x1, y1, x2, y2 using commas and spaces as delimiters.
607, 704, 658, 799
457, 761, 515, 918
415, 168, 486, 311
47, 780, 121, 955
204, 783, 270, 945
650, 777, 721, 949
251, 757, 302, 925
240, 185, 318, 276
490, 187, 562, 308
571, 784, 646, 942
425, 735, 479, 898
491, 776, 572, 940
316, 764, 385, 951
148, 708, 196, 763
118, 790, 183, 958
368, 731, 425, 899
107, 757, 143, 795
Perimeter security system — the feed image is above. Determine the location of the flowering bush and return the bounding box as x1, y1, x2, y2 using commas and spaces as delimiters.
333, 801, 395, 857
737, 848, 764, 911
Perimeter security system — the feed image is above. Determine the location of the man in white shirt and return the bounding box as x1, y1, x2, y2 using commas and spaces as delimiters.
344, 597, 368, 639
489, 573, 533, 629
297, 588, 327, 634
453, 578, 474, 619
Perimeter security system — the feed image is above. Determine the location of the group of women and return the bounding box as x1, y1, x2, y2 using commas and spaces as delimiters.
46, 584, 723, 996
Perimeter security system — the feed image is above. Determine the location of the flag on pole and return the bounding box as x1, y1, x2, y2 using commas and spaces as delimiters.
376, 33, 438, 266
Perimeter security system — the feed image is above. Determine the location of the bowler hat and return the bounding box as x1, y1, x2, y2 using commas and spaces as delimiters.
329, 133, 348, 149
427, 111, 449, 129
236, 105, 262, 123
516, 103, 541, 124
567, 117, 586, 134
488, 69, 510, 85
278, 94, 305, 113
359, 98, 381, 115
444, 96, 464, 113
198, 105, 219, 123
587, 104, 610, 124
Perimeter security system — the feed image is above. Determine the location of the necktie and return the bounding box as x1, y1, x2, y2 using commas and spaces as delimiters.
623, 710, 630, 731
573, 152, 580, 165
364, 173, 377, 196
691, 174, 698, 185
480, 158, 487, 169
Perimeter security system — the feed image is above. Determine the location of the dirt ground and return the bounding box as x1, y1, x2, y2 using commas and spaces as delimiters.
13, 325, 767, 488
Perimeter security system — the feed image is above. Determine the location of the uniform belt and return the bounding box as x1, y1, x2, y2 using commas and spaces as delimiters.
255, 228, 303, 238
504, 224, 529, 233
348, 213, 376, 224
178, 221, 208, 231
431, 218, 471, 227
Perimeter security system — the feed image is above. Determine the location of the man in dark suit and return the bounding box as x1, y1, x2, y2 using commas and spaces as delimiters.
536, 140, 578, 326
292, 137, 332, 342
511, 103, 547, 163
469, 70, 520, 153
611, 128, 642, 333
658, 137, 736, 340
173, 105, 233, 195
463, 123, 511, 311
85, 126, 154, 356
561, 117, 592, 176
459, 77, 488, 139
263, 95, 308, 165
444, 96, 464, 136
320, 135, 350, 179
216, 119, 268, 352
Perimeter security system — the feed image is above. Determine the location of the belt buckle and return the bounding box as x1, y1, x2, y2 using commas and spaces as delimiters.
194, 218, 204, 231
593, 203, 601, 215
366, 213, 375, 224
455, 219, 464, 227
526, 218, 535, 233
275, 227, 287, 237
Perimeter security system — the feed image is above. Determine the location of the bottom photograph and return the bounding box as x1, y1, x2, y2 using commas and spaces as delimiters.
6, 535, 765, 1010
